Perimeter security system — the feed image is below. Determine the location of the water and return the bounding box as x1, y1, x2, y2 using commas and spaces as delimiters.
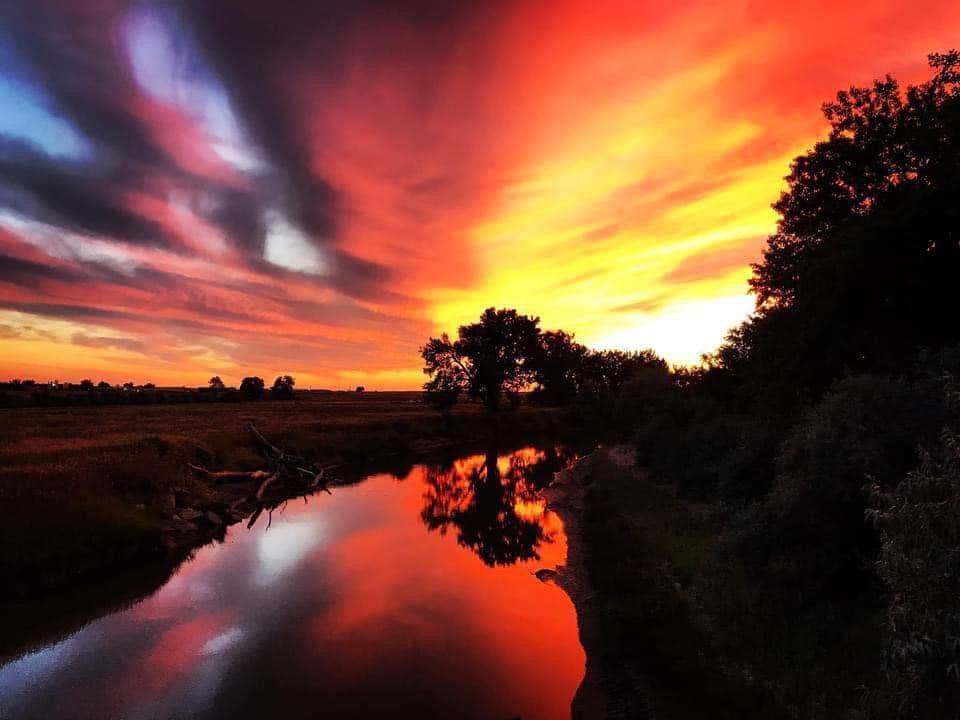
0, 447, 585, 719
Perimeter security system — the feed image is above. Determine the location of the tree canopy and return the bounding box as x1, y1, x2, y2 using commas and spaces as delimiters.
421, 307, 665, 411
271, 375, 296, 400
239, 376, 264, 400
421, 308, 542, 411
731, 51, 960, 398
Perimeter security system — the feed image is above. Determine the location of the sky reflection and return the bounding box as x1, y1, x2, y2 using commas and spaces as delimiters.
0, 447, 583, 720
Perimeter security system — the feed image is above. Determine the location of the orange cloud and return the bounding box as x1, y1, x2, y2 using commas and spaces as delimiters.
1, 1, 958, 382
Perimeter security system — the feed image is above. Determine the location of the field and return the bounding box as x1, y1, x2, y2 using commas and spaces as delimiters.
0, 392, 571, 606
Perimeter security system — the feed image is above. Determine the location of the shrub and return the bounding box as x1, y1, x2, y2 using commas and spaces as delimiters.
869, 422, 960, 718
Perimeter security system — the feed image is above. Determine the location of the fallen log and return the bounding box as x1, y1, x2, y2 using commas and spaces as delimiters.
188, 425, 338, 528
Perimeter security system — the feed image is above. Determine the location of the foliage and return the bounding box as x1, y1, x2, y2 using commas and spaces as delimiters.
271, 374, 296, 400
239, 376, 265, 400
720, 51, 960, 399
422, 308, 667, 413
869, 414, 960, 718
208, 376, 225, 390
421, 307, 542, 411
529, 330, 588, 404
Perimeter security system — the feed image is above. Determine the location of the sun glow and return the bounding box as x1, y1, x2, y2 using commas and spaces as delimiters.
2, 2, 959, 384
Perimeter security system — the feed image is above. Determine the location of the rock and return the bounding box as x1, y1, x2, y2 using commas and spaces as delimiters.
205, 510, 223, 526
178, 507, 203, 522
533, 568, 558, 582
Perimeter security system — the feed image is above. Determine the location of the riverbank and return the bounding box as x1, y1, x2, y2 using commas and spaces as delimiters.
0, 394, 573, 608
545, 449, 652, 719
550, 446, 783, 719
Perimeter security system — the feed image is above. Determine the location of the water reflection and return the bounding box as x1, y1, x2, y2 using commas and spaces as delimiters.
0, 445, 584, 720
421, 446, 573, 566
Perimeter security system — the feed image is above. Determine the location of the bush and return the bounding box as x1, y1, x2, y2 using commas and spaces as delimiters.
736, 374, 942, 607
869, 422, 960, 718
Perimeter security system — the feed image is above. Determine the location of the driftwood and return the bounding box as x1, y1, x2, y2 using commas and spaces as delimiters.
189, 424, 338, 527
187, 464, 275, 483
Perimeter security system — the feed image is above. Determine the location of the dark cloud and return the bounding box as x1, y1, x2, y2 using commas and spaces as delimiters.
4, 302, 134, 322
0, 0, 397, 300
71, 333, 146, 354
0, 0, 172, 171
0, 139, 168, 246
0, 253, 85, 286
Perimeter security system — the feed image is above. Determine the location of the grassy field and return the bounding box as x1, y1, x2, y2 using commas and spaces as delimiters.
0, 392, 571, 604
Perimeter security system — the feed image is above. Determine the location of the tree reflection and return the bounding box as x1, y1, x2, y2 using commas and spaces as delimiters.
420, 446, 571, 566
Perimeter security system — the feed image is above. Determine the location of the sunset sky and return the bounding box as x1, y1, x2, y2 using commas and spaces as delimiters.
0, 1, 957, 388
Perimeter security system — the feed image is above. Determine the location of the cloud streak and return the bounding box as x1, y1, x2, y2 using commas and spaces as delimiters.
1, 0, 958, 382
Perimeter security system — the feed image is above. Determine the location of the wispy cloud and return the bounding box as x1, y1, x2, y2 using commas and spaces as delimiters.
0, 0, 957, 380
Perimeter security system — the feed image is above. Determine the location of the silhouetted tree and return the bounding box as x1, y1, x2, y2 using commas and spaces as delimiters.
97, 381, 110, 389
421, 307, 541, 411
79, 379, 94, 390
587, 349, 668, 395
239, 376, 264, 400
727, 51, 960, 397
530, 330, 589, 404
355, 385, 365, 393
208, 376, 225, 390
271, 375, 296, 400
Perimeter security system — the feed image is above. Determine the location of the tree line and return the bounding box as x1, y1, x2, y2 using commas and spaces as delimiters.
0, 374, 300, 407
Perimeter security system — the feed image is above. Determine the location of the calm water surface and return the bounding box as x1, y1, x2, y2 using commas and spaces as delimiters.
0, 447, 585, 719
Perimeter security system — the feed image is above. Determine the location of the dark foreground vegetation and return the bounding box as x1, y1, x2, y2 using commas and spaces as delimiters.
577, 52, 960, 719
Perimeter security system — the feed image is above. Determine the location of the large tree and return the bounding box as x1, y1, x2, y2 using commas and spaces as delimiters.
716, 51, 960, 400
421, 308, 541, 411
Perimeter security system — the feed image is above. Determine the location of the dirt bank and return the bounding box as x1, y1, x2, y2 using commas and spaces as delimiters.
544, 448, 653, 720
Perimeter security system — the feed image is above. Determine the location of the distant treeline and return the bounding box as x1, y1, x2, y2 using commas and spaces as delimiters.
420, 51, 960, 718
0, 374, 327, 408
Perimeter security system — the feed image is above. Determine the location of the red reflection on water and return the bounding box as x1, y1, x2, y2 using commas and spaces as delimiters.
1, 447, 583, 720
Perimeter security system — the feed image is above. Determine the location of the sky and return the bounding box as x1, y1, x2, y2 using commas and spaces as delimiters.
0, 1, 957, 389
